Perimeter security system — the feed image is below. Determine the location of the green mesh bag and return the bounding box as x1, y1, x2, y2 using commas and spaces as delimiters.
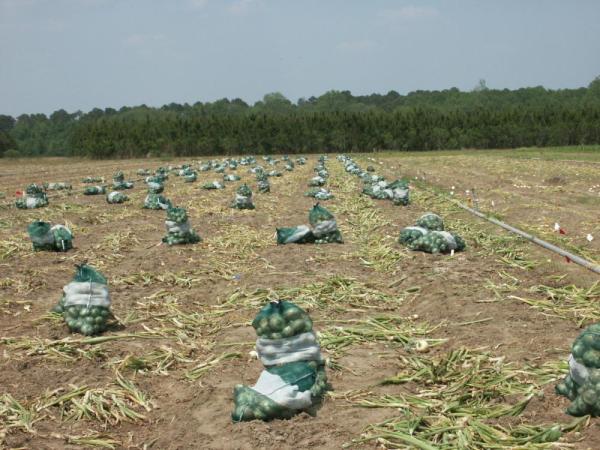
232, 301, 328, 422
362, 180, 409, 205
388, 179, 408, 190
43, 182, 71, 191
107, 191, 129, 204
313, 230, 343, 244
143, 193, 171, 210
251, 300, 313, 340
408, 231, 465, 254
232, 184, 255, 209
308, 176, 325, 187
28, 184, 44, 196
166, 207, 188, 223
137, 169, 150, 176
416, 213, 444, 231
267, 171, 282, 177
112, 181, 134, 190
361, 183, 381, 199
52, 225, 73, 252
52, 264, 112, 336
572, 325, 600, 368
27, 221, 54, 251
147, 181, 164, 194
277, 204, 341, 245
308, 204, 342, 244
276, 226, 314, 245
27, 222, 72, 252
556, 325, 600, 416
267, 361, 317, 392
308, 204, 334, 227
258, 180, 270, 193
16, 195, 49, 209
146, 175, 166, 184
162, 207, 201, 245
388, 180, 410, 206
237, 184, 252, 197
304, 188, 333, 200
15, 184, 49, 209
224, 174, 241, 182
154, 169, 168, 181
202, 181, 224, 190
177, 166, 193, 177
231, 362, 329, 422
184, 172, 197, 182
399, 226, 429, 246
82, 176, 104, 183
113, 170, 124, 182
83, 186, 106, 195
231, 385, 296, 422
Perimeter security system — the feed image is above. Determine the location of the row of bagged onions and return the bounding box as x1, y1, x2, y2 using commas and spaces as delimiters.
46, 262, 600, 420
48, 263, 327, 422
338, 154, 410, 206
14, 153, 304, 209
304, 155, 334, 201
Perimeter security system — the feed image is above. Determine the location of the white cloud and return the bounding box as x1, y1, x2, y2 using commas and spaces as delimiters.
337, 39, 376, 52
379, 6, 439, 22
227, 0, 261, 15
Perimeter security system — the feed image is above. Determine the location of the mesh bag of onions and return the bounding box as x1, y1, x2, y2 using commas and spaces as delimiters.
308, 204, 343, 244
106, 191, 129, 204
27, 221, 73, 252
15, 184, 49, 209
232, 300, 328, 422
556, 324, 600, 416
52, 264, 113, 336
399, 213, 465, 254
162, 207, 201, 245
231, 184, 255, 209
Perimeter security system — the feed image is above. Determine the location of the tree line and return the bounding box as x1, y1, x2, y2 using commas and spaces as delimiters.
2, 77, 600, 158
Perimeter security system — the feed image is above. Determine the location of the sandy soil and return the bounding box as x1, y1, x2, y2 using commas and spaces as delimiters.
0, 152, 599, 449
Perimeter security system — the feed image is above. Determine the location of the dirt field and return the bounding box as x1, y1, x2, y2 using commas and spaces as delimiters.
1, 148, 599, 449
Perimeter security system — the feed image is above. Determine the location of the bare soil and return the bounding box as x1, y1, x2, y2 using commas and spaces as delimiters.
0, 152, 599, 449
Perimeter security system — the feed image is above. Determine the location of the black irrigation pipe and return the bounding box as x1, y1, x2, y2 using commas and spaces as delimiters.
451, 198, 600, 275
377, 161, 600, 276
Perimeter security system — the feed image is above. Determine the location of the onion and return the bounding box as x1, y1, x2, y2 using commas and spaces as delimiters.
268, 314, 285, 331
415, 339, 429, 353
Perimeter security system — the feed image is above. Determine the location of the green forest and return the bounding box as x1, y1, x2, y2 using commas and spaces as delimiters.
2, 77, 600, 159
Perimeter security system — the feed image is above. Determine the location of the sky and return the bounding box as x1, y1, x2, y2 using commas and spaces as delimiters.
1, 0, 600, 116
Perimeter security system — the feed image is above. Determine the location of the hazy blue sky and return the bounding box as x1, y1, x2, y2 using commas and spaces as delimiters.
1, 0, 600, 116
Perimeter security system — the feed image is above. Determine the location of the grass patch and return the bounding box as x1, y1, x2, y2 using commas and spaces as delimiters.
345, 348, 586, 449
